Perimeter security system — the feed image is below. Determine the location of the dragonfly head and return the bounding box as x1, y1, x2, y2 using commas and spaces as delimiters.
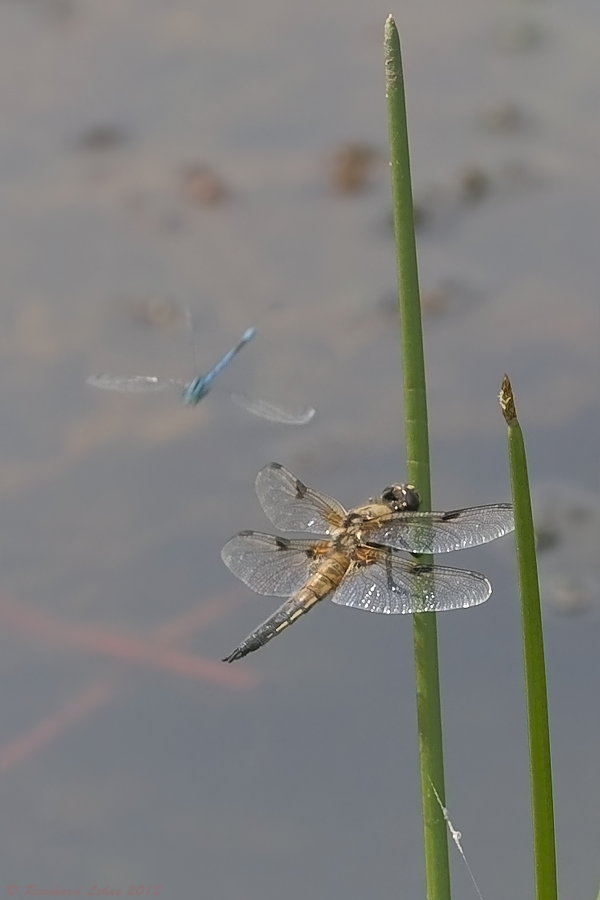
380, 483, 421, 512
181, 376, 209, 406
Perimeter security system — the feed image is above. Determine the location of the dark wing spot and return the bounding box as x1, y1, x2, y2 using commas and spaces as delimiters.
295, 479, 307, 499
275, 537, 291, 551
239, 530, 254, 537
270, 462, 283, 471
441, 510, 461, 521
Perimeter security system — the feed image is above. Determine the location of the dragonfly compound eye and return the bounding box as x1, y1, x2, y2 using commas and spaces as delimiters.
381, 483, 421, 512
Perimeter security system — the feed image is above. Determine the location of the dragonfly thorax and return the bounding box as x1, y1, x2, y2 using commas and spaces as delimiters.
181, 377, 210, 406
331, 527, 363, 554
332, 502, 394, 550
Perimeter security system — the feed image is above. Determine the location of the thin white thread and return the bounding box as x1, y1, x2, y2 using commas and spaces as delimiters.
429, 777, 485, 900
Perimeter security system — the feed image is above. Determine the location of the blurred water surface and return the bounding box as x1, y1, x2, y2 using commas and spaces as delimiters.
0, 0, 598, 897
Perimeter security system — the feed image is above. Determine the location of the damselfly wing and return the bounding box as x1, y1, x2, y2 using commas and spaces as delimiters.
87, 327, 315, 425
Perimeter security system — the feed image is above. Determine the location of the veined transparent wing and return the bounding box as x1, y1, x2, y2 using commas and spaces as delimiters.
254, 463, 347, 534
221, 531, 329, 596
363, 504, 514, 554
86, 375, 182, 393
331, 547, 492, 614
229, 393, 315, 425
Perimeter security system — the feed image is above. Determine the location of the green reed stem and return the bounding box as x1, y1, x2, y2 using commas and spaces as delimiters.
385, 16, 450, 900
499, 375, 558, 900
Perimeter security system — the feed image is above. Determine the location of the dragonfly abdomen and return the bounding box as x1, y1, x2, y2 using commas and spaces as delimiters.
222, 553, 350, 662
222, 594, 316, 662
304, 550, 350, 597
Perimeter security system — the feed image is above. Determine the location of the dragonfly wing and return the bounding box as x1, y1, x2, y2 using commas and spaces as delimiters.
254, 462, 347, 534
364, 505, 514, 553
229, 392, 315, 425
331, 548, 492, 614
87, 375, 179, 393
221, 531, 328, 596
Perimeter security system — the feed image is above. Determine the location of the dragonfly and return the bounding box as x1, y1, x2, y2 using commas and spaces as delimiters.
221, 462, 515, 661
87, 326, 315, 425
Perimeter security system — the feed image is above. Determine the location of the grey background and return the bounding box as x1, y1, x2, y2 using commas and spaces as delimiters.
0, 0, 597, 897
